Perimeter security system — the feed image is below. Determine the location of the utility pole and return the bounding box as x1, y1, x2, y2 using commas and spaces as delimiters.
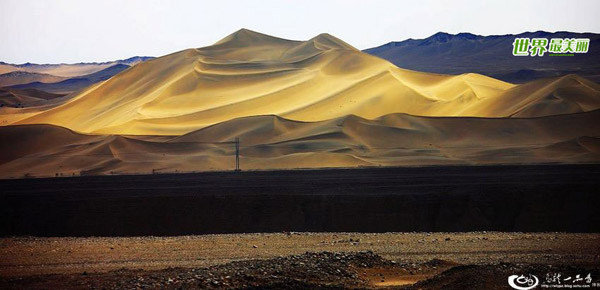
235, 137, 240, 171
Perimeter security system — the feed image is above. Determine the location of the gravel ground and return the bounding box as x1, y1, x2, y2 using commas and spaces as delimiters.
1, 232, 599, 289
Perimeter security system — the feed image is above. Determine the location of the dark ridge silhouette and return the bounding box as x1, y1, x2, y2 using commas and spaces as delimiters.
364, 31, 600, 83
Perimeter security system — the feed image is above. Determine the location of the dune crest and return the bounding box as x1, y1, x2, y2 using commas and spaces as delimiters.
1, 111, 599, 178
1, 29, 599, 136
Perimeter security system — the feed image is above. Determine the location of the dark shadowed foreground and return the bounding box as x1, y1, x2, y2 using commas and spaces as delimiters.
1, 164, 599, 236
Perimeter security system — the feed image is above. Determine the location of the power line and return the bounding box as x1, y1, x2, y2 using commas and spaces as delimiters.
235, 136, 240, 171
9, 141, 565, 159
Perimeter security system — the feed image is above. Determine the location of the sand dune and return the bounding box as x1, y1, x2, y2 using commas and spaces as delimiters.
1, 111, 598, 178
2, 29, 598, 136
0, 63, 114, 78
0, 71, 67, 87
462, 74, 600, 117
0, 88, 66, 108
8, 64, 131, 94
0, 64, 20, 75
363, 31, 600, 84
0, 57, 152, 78
1, 29, 598, 177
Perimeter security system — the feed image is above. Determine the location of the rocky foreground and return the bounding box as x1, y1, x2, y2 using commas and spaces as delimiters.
1, 232, 599, 289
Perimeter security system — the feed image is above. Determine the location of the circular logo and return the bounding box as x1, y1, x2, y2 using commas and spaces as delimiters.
508, 274, 539, 290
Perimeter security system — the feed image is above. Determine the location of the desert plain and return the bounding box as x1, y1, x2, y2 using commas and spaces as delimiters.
1, 29, 599, 289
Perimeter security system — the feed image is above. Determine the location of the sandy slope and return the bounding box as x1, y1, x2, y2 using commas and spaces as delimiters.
0, 88, 66, 108
0, 29, 598, 176
363, 31, 600, 84
3, 29, 598, 136
0, 63, 114, 78
1, 111, 598, 178
0, 57, 151, 78
463, 74, 600, 117
0, 71, 67, 87
6, 64, 130, 95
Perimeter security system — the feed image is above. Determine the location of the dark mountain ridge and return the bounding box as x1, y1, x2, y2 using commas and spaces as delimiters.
364, 31, 600, 83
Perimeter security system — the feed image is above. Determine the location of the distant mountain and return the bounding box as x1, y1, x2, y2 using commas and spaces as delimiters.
0, 56, 154, 77
0, 71, 67, 87
1, 29, 599, 176
9, 64, 130, 94
7, 29, 600, 136
112, 56, 155, 66
364, 31, 600, 83
0, 56, 154, 68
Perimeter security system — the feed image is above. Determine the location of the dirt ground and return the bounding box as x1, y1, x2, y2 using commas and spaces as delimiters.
1, 232, 599, 289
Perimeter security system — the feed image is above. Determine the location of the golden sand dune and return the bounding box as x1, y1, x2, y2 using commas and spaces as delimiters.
1, 29, 598, 177
0, 71, 68, 87
462, 74, 600, 117
0, 88, 66, 108
0, 63, 115, 78
3, 29, 598, 136
1, 111, 598, 178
